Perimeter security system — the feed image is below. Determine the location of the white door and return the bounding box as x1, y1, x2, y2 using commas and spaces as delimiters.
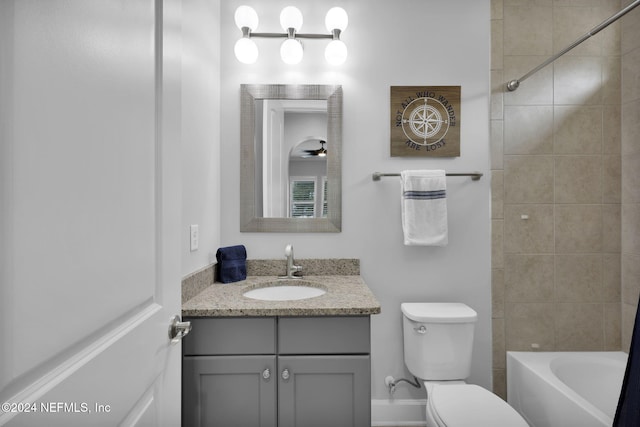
0, 1, 183, 426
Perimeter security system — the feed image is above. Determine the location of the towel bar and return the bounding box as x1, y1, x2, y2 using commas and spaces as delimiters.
372, 172, 483, 181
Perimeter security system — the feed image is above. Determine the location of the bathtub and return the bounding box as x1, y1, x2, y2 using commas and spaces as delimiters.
507, 351, 628, 427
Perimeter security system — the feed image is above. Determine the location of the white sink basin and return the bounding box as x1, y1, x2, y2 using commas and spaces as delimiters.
243, 281, 327, 301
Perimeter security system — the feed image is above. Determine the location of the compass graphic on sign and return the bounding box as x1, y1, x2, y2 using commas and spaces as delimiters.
390, 86, 460, 157
401, 97, 450, 146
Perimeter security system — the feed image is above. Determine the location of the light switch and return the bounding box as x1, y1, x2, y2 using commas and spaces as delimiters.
190, 225, 199, 252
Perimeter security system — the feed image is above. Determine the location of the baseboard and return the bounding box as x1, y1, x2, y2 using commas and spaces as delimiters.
371, 399, 427, 426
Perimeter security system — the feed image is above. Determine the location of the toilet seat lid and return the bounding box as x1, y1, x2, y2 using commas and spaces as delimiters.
429, 384, 529, 427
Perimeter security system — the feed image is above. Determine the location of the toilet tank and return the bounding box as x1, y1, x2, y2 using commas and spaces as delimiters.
401, 303, 477, 381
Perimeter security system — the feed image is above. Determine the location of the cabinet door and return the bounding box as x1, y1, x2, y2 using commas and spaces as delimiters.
183, 355, 277, 427
278, 355, 371, 427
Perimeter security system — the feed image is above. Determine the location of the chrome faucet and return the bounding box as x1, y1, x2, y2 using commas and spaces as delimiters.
282, 244, 303, 279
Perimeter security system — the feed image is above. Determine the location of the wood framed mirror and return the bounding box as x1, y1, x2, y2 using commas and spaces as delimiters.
240, 84, 342, 232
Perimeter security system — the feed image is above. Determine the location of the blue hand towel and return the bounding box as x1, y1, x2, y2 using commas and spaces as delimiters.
216, 245, 247, 283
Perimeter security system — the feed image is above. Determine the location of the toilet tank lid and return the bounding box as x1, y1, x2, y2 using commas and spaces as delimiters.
401, 303, 478, 323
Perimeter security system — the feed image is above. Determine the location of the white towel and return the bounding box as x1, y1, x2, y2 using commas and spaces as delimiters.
401, 170, 448, 246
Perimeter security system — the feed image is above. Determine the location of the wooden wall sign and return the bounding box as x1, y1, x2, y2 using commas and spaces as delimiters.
390, 86, 461, 157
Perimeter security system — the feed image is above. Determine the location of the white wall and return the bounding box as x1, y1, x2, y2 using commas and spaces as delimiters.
220, 0, 491, 400
181, 0, 221, 276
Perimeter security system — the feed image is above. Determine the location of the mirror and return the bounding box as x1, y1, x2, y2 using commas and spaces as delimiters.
240, 84, 342, 232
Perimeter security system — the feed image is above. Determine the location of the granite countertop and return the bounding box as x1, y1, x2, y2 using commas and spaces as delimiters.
182, 275, 381, 317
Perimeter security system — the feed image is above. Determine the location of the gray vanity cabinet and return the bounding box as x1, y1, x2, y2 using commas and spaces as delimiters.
182, 355, 277, 427
182, 317, 277, 427
182, 316, 371, 427
277, 355, 370, 427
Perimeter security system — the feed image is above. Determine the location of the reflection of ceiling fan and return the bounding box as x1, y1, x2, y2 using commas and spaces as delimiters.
303, 140, 327, 157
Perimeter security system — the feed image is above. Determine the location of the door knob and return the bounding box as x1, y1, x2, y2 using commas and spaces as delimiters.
169, 315, 192, 344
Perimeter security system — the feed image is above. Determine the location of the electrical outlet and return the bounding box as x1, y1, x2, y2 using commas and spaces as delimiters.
190, 225, 199, 251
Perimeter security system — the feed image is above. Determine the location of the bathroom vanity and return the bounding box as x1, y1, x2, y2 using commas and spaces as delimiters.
181, 271, 380, 427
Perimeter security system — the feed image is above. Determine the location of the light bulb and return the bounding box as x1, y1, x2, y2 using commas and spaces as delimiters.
234, 38, 258, 64
280, 38, 303, 64
325, 40, 347, 65
280, 6, 303, 31
234, 5, 259, 31
325, 7, 348, 32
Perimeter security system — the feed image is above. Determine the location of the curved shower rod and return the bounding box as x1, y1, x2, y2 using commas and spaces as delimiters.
506, 0, 640, 91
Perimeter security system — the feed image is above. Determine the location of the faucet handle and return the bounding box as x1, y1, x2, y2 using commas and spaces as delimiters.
285, 244, 293, 257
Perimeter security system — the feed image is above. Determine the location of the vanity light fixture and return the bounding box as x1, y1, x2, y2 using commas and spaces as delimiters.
234, 5, 348, 65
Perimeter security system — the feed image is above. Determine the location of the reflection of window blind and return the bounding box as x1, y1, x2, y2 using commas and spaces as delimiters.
291, 179, 315, 218
322, 178, 328, 217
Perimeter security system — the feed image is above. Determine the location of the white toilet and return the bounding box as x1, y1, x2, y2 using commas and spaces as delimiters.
401, 302, 529, 427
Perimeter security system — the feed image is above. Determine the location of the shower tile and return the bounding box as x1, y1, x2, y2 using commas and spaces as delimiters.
493, 317, 506, 369
603, 56, 621, 105
504, 254, 554, 302
492, 0, 504, 20
555, 254, 603, 302
492, 170, 505, 218
493, 268, 505, 318
603, 105, 621, 154
493, 370, 507, 401
554, 56, 603, 105
505, 156, 554, 203
505, 303, 556, 351
553, 106, 603, 154
601, 22, 621, 57
503, 56, 554, 105
504, 204, 555, 253
622, 47, 640, 102
492, 20, 504, 70
553, 0, 611, 6
493, 219, 505, 269
504, 6, 553, 56
504, 0, 551, 5
603, 155, 621, 203
554, 156, 602, 203
491, 120, 504, 169
491, 71, 504, 120
602, 204, 622, 252
622, 152, 640, 202
555, 204, 603, 253
622, 303, 636, 352
553, 7, 603, 56
605, 303, 622, 351
622, 204, 640, 254
603, 253, 622, 302
555, 303, 604, 350
621, 5, 640, 55
504, 106, 554, 154
622, 253, 640, 305
621, 99, 640, 154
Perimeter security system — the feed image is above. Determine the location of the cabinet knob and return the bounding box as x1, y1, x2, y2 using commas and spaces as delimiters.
281, 368, 290, 380
262, 368, 271, 380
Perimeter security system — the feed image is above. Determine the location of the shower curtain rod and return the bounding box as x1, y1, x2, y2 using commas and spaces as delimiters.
506, 0, 640, 91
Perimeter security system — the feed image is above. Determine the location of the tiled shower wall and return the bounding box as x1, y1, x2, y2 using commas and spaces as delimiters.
621, 0, 640, 352
491, 0, 628, 398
